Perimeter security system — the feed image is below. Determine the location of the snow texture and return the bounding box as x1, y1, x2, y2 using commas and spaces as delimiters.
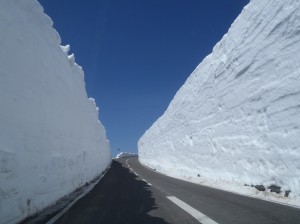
139, 0, 300, 206
0, 1, 111, 223
116, 152, 138, 159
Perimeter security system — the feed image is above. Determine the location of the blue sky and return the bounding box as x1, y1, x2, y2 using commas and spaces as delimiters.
38, 0, 249, 157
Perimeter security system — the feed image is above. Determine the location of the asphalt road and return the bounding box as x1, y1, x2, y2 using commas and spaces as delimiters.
51, 157, 300, 224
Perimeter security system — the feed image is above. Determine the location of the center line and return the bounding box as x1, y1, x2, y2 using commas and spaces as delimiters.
142, 179, 152, 186
167, 196, 218, 224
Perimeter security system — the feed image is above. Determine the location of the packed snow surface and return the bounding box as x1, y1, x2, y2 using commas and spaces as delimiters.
116, 152, 138, 159
139, 0, 300, 206
0, 1, 111, 223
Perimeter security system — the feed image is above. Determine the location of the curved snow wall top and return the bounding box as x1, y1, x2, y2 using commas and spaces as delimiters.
139, 0, 300, 197
0, 1, 111, 223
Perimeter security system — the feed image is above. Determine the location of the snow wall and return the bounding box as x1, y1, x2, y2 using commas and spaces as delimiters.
139, 0, 300, 199
0, 1, 111, 223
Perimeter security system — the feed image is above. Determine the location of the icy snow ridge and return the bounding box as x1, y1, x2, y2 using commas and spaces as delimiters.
0, 1, 111, 223
139, 0, 300, 205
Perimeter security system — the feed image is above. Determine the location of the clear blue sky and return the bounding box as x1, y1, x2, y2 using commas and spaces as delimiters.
38, 0, 250, 157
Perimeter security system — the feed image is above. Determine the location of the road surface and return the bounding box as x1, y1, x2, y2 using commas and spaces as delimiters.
49, 157, 300, 224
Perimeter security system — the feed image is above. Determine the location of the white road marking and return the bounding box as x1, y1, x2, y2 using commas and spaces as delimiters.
46, 166, 111, 224
167, 196, 218, 224
128, 158, 151, 186
126, 159, 130, 166
127, 159, 138, 176
142, 179, 152, 186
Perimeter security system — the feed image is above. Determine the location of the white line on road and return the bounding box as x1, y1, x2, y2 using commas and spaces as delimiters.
141, 179, 152, 186
46, 165, 111, 224
167, 196, 218, 224
126, 158, 152, 185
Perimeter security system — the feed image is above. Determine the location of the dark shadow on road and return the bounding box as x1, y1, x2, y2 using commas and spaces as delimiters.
54, 160, 170, 224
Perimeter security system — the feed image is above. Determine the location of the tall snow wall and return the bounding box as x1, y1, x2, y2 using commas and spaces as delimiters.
0, 1, 111, 223
139, 0, 300, 198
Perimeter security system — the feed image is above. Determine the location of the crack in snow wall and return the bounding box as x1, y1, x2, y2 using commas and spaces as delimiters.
139, 0, 300, 200
0, 1, 111, 223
